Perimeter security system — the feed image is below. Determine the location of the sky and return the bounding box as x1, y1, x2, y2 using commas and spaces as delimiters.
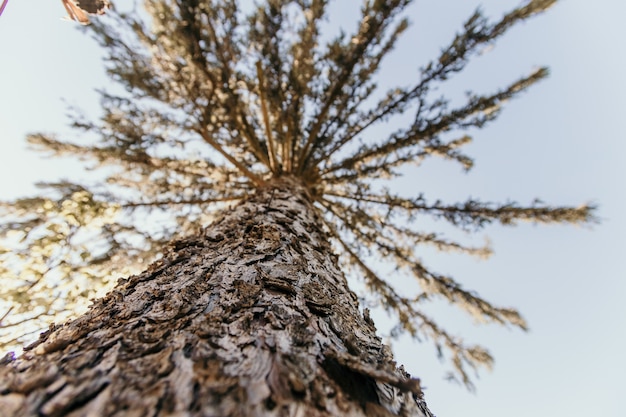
0, 1, 624, 416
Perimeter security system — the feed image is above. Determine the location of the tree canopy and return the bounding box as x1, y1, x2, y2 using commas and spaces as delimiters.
0, 0, 594, 388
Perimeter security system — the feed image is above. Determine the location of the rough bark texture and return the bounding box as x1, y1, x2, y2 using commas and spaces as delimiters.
0, 177, 433, 417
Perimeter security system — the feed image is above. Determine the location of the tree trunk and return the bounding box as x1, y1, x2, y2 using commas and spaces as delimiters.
0, 177, 434, 417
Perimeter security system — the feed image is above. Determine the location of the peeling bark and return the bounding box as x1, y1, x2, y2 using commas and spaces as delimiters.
0, 177, 434, 417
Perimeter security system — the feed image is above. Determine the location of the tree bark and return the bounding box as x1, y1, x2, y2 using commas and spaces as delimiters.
0, 176, 434, 417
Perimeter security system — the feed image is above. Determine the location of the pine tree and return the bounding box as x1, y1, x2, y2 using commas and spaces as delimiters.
0, 1, 594, 415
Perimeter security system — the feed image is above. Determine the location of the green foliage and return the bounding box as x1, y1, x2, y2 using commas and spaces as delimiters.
0, 0, 595, 388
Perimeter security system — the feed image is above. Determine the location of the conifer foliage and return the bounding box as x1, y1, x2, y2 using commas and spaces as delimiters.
0, 0, 593, 386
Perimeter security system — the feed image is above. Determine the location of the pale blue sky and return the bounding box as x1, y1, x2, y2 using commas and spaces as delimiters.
0, 1, 624, 416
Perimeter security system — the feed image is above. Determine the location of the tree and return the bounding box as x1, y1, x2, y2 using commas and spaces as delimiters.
0, 0, 594, 415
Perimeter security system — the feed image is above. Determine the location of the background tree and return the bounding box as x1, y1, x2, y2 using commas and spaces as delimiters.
0, 0, 596, 414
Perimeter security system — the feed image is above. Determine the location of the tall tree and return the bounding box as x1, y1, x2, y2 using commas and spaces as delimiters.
0, 0, 594, 415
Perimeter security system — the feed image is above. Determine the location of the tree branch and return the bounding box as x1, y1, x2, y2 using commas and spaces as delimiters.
256, 61, 280, 173
196, 126, 266, 186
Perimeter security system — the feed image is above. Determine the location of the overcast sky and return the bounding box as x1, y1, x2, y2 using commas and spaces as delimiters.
0, 1, 624, 416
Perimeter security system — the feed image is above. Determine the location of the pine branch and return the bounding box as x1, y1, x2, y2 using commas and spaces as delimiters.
306, 17, 410, 168
28, 134, 206, 173
202, 14, 272, 169
323, 68, 549, 177
320, 204, 494, 388
283, 0, 328, 172
296, 0, 412, 173
120, 195, 244, 209
324, 190, 596, 230
196, 126, 266, 186
322, 196, 527, 328
382, 222, 493, 259
256, 61, 280, 172
319, 2, 557, 165
249, 2, 290, 172
323, 134, 473, 185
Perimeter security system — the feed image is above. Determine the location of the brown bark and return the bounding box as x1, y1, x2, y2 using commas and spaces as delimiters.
0, 177, 434, 417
